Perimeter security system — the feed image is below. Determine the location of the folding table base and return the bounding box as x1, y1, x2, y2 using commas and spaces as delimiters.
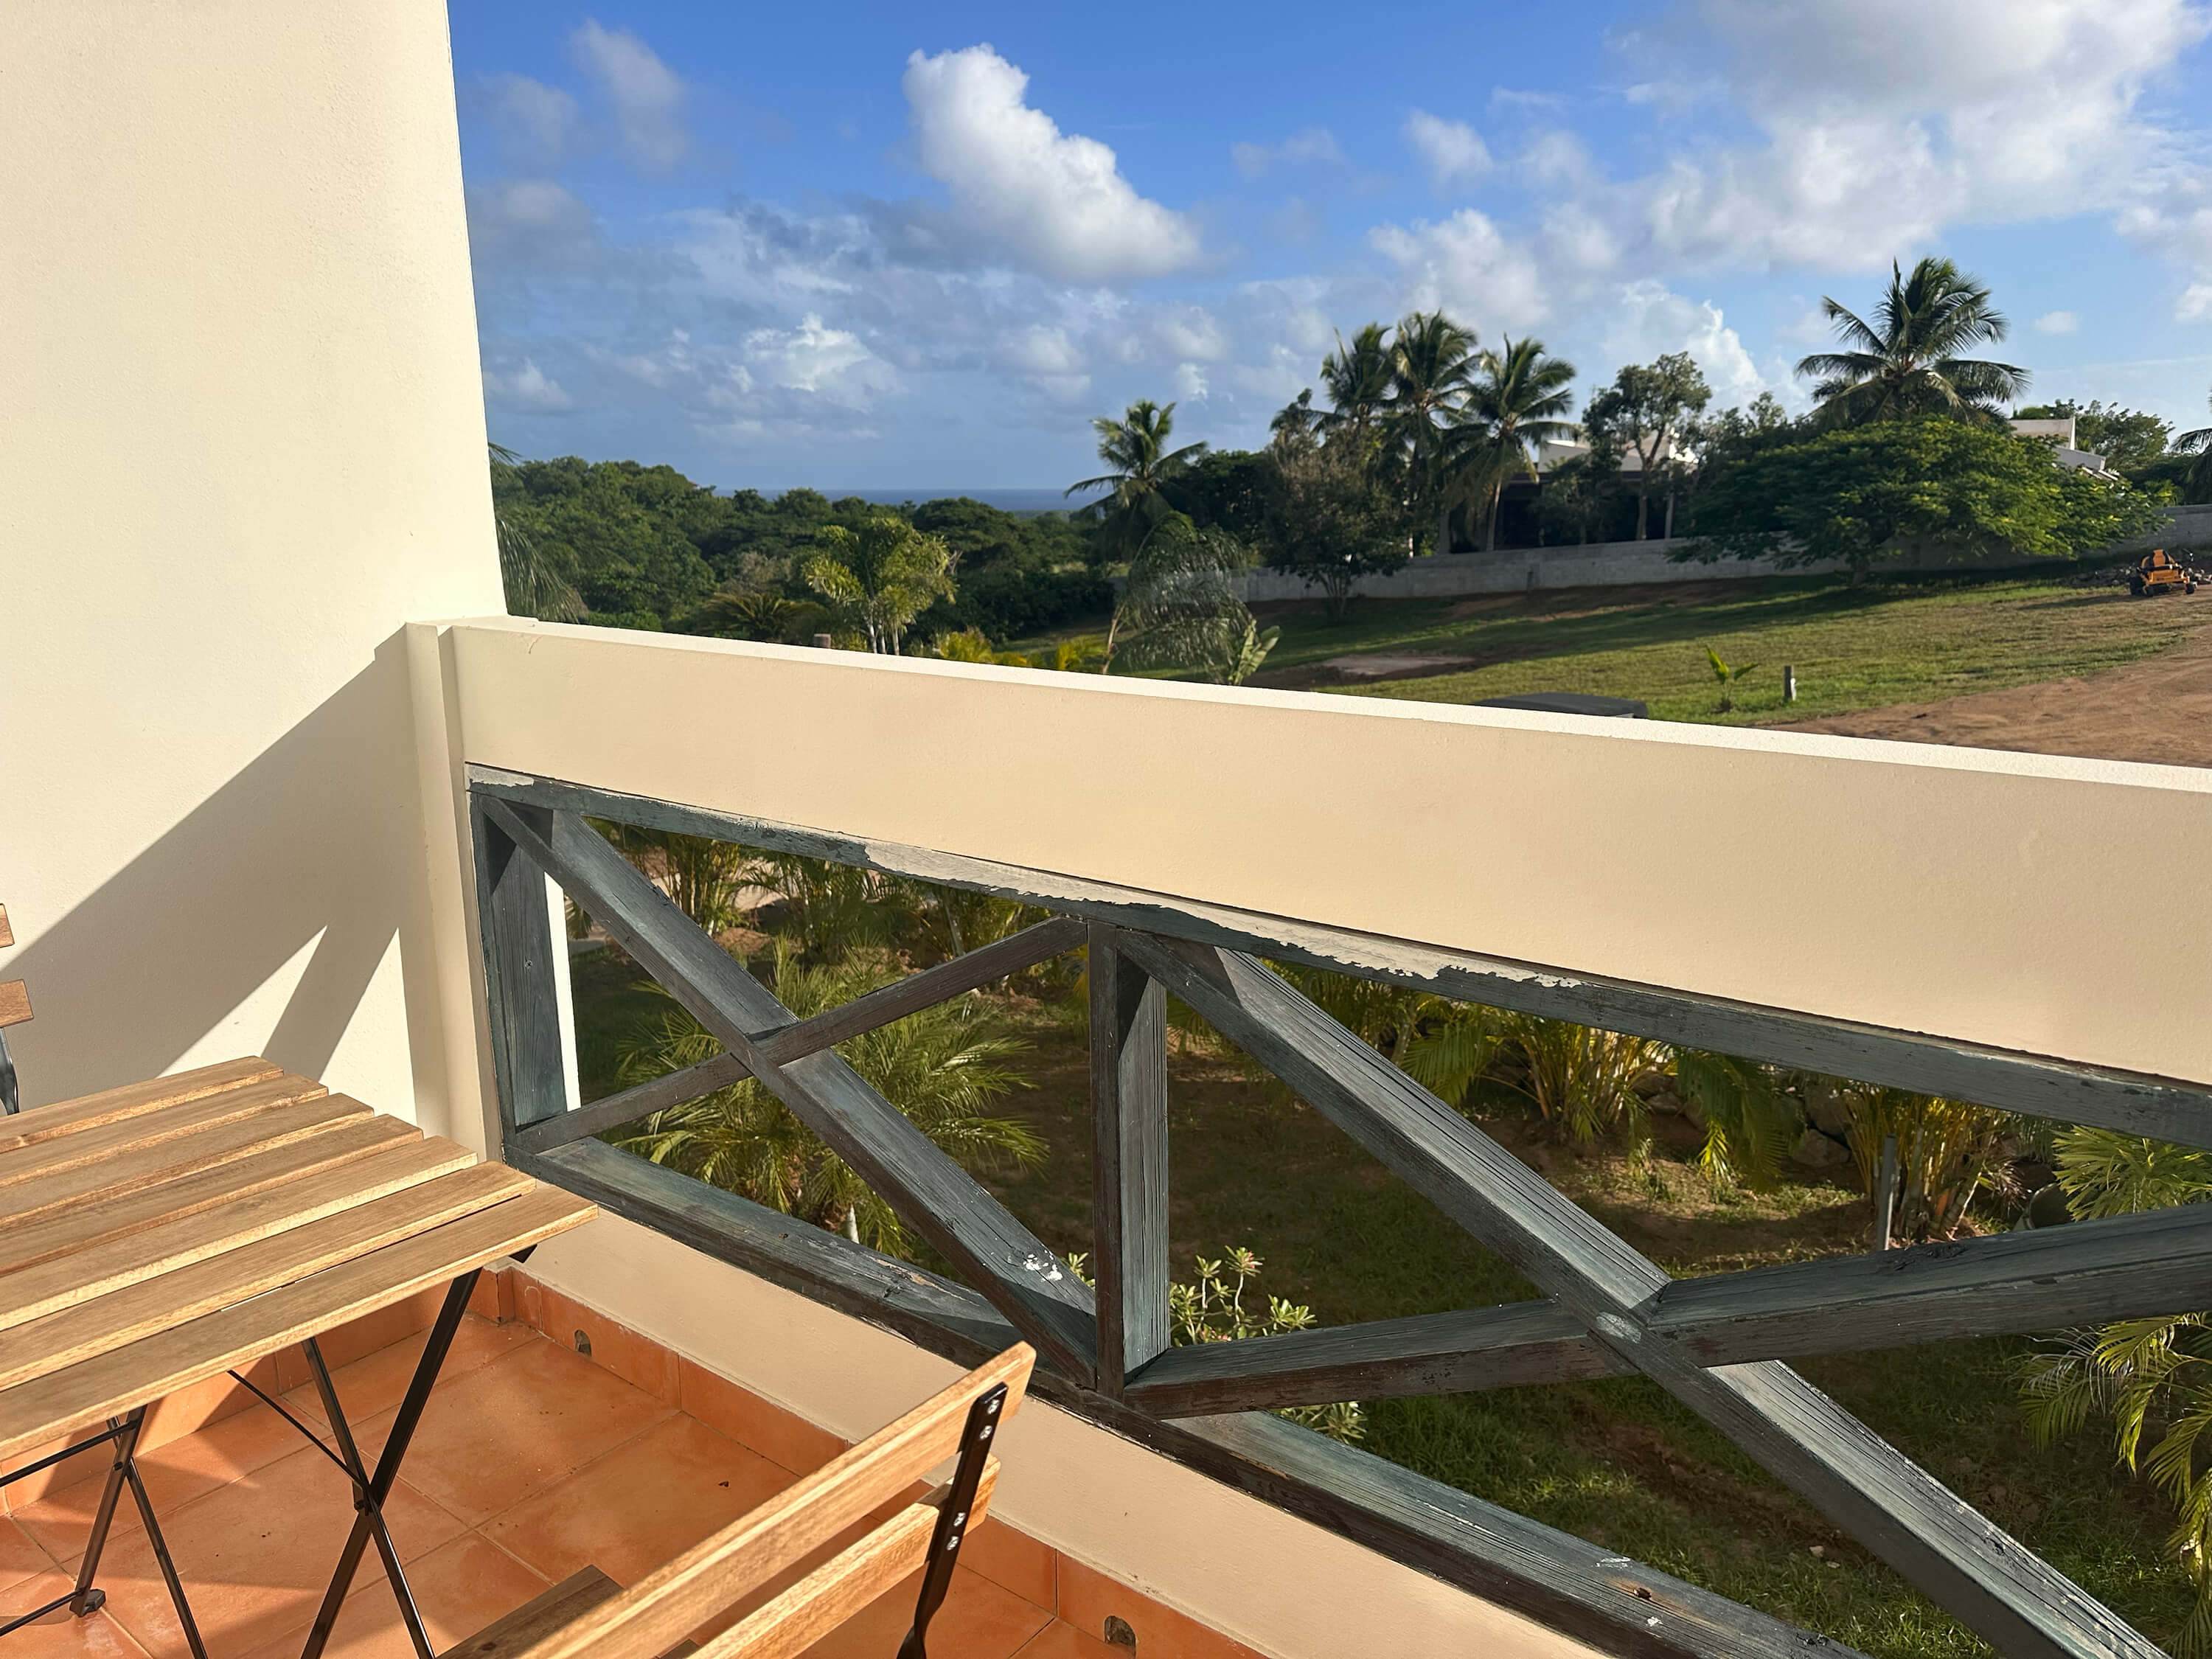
0, 1407, 208, 1656
0, 1265, 509, 1659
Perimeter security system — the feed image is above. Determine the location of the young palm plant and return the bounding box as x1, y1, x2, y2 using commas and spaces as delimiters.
1797, 256, 2030, 425
618, 944, 1042, 1253
2021, 1127, 2212, 1652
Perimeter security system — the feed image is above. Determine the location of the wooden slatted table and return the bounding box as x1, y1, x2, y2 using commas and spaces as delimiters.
0, 1056, 597, 1659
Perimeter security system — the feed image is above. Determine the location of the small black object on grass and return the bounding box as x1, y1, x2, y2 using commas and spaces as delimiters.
1474, 692, 1648, 718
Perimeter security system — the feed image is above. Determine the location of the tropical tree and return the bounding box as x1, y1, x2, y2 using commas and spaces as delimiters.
1455, 337, 1579, 551
1684, 420, 2164, 578
2019, 1129, 2212, 1650
1384, 311, 1479, 552
2015, 399, 2174, 473
1798, 256, 2030, 425
1067, 399, 1208, 554
1583, 354, 1711, 540
1106, 518, 1278, 684
2172, 389, 2212, 503
801, 516, 956, 653
487, 444, 588, 622
1315, 323, 1396, 443
619, 945, 1041, 1252
1262, 437, 1409, 619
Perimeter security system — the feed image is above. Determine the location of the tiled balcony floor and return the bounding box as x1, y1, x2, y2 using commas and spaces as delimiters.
0, 1316, 1113, 1659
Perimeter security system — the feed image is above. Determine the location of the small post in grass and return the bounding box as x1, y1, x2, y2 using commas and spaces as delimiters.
1782, 665, 1797, 703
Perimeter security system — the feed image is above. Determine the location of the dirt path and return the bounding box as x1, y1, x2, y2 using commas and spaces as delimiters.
1779, 607, 2212, 767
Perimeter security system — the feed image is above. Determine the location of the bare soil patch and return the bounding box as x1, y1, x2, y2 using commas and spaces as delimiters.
1780, 599, 2212, 767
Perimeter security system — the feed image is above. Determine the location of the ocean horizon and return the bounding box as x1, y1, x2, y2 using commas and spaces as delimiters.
828, 487, 1091, 515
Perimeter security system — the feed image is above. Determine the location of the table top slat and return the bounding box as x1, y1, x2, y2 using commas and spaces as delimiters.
0, 1112, 420, 1275
0, 1134, 479, 1333
0, 1163, 535, 1394
0, 1074, 328, 1192
0, 1057, 284, 1152
0, 1183, 597, 1458
0, 1093, 372, 1235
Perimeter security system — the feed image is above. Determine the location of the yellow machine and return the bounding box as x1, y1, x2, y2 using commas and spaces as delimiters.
2130, 548, 2196, 597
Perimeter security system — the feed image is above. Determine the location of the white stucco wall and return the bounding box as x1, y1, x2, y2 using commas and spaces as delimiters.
0, 1, 505, 1125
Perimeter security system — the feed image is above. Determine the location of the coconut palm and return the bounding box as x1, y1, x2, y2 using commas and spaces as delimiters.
1105, 518, 1277, 684
1797, 257, 2029, 425
1067, 399, 1207, 553
619, 943, 1041, 1253
1383, 310, 1479, 552
487, 443, 585, 622
2171, 389, 2212, 504
1314, 323, 1395, 443
1455, 337, 1579, 550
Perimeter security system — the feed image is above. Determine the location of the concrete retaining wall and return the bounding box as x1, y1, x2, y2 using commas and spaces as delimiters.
1235, 502, 2212, 604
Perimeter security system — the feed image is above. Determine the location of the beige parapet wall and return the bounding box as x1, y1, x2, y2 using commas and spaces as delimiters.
431, 616, 2212, 1089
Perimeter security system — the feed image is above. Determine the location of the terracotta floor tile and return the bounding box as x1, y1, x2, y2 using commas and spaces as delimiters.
676, 1360, 844, 1476
797, 1565, 1051, 1659
355, 1339, 675, 1529
1012, 1624, 1118, 1659
80, 1443, 465, 1659
232, 1532, 552, 1659
282, 1317, 540, 1431
956, 1519, 1055, 1614
13, 1405, 312, 1565
1, 1513, 56, 1593
481, 1413, 793, 1587
0, 1571, 151, 1659
1054, 1559, 1262, 1659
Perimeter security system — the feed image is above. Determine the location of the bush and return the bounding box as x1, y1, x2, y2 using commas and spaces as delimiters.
934, 562, 1113, 641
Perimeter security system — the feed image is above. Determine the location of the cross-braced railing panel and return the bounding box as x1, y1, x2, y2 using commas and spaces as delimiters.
469, 767, 2209, 1659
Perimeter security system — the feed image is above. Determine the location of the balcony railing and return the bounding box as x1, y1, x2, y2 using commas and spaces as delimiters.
465, 760, 2212, 1659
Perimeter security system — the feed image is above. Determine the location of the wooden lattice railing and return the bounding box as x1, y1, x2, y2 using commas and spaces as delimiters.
469, 765, 2212, 1659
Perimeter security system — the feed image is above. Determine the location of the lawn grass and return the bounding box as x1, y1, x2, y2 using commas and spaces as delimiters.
563, 949, 2197, 1658
1015, 566, 2208, 726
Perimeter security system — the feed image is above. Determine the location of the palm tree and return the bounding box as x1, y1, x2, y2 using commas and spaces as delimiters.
2171, 388, 2212, 503
1455, 337, 1579, 551
1067, 399, 1207, 553
619, 944, 1041, 1253
487, 443, 585, 622
1383, 310, 1478, 552
1315, 323, 1394, 443
1797, 257, 2029, 425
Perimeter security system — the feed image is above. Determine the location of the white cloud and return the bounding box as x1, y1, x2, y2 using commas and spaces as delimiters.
1403, 111, 1491, 191
742, 313, 896, 401
1600, 280, 1767, 405
466, 180, 605, 271
482, 358, 576, 413
2179, 283, 2212, 321
1172, 361, 1210, 400
2033, 309, 2081, 335
901, 45, 1201, 284
1369, 209, 1548, 331
472, 74, 582, 169
1232, 128, 1343, 178
571, 20, 687, 172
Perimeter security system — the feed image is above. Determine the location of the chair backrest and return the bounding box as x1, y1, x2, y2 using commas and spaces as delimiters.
501, 1342, 1036, 1659
0, 904, 27, 1114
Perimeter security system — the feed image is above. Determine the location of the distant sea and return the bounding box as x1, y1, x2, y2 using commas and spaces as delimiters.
832, 487, 1086, 516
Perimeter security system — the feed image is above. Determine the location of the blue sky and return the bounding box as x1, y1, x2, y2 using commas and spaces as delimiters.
454, 0, 2212, 492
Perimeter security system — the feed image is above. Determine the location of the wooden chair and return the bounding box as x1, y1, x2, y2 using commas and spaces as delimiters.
445, 1343, 1034, 1659
0, 902, 28, 1113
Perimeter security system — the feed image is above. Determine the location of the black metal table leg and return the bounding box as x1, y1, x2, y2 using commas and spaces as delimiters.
0, 1408, 209, 1658
295, 1270, 481, 1659
897, 1382, 1007, 1659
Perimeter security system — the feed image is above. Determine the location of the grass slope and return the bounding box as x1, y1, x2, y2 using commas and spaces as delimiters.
1255, 571, 2204, 723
